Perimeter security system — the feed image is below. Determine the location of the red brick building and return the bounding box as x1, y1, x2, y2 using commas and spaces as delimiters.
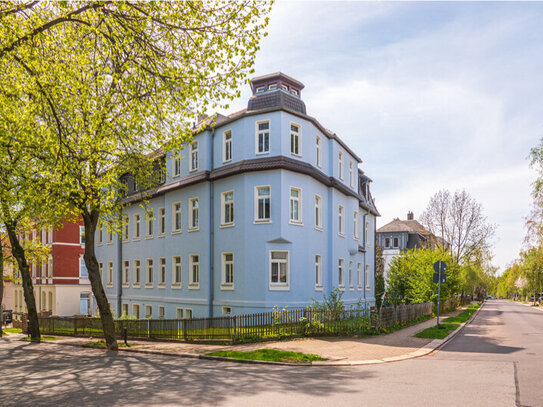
13, 218, 92, 317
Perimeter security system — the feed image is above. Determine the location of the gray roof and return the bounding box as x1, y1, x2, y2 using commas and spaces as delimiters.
377, 219, 430, 234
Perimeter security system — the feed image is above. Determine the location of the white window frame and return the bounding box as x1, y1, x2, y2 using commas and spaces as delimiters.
221, 252, 234, 289
47, 227, 53, 243
158, 257, 166, 287
157, 207, 165, 236
338, 205, 345, 237
357, 262, 362, 290
338, 151, 344, 180
79, 256, 88, 279
255, 120, 270, 155
176, 308, 184, 319
269, 250, 289, 290
349, 261, 354, 290
172, 202, 182, 234
315, 254, 322, 290
189, 198, 199, 231
159, 306, 165, 319
290, 122, 301, 157
107, 226, 113, 245
221, 190, 234, 227
133, 260, 141, 287
185, 309, 193, 319
268, 83, 277, 90
254, 185, 271, 223
145, 305, 152, 319
366, 220, 371, 247
122, 215, 129, 241
132, 304, 140, 319
189, 254, 200, 289
338, 259, 345, 289
189, 140, 199, 172
255, 86, 265, 93
145, 258, 153, 287
133, 214, 141, 240
289, 187, 302, 225
354, 211, 360, 240
98, 262, 103, 282
79, 225, 85, 245
316, 136, 322, 168
97, 223, 103, 245
145, 209, 154, 238
122, 303, 129, 317
393, 237, 399, 248
172, 256, 182, 288
223, 129, 232, 163
107, 262, 113, 287
122, 260, 130, 287
173, 152, 181, 178
315, 194, 322, 230
350, 161, 355, 188
365, 264, 370, 290
222, 306, 232, 315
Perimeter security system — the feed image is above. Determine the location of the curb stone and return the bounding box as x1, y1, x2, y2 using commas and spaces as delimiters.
14, 304, 484, 368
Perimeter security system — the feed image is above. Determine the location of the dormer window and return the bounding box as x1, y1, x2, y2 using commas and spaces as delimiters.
281, 84, 288, 91
256, 86, 265, 93
290, 89, 299, 96
268, 83, 277, 90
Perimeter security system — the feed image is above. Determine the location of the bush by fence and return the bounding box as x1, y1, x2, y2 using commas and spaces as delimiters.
36, 302, 435, 343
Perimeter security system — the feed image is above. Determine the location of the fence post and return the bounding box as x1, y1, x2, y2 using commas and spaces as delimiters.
148, 319, 151, 339
183, 319, 188, 341
232, 316, 237, 342
74, 318, 77, 336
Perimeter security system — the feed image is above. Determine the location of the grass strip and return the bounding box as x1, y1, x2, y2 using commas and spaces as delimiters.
21, 336, 57, 342
414, 303, 480, 339
206, 348, 327, 364
84, 341, 133, 348
3, 328, 23, 333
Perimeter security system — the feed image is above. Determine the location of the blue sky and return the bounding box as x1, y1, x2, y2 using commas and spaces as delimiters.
226, 1, 543, 272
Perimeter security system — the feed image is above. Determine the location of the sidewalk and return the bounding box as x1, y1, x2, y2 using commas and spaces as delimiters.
4, 305, 474, 365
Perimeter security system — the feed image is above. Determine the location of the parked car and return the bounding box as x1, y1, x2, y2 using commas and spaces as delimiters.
2, 310, 12, 325
485, 295, 492, 300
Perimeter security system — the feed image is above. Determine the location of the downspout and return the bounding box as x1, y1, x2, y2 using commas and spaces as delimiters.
362, 211, 367, 304
209, 127, 216, 318
326, 139, 334, 294
373, 213, 377, 306
117, 210, 123, 318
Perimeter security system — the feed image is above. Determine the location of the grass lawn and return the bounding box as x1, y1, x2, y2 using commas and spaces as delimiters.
414, 303, 481, 339
84, 341, 133, 348
3, 327, 23, 333
21, 336, 57, 342
206, 348, 327, 364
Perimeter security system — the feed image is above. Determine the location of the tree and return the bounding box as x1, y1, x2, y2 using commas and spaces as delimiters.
420, 189, 496, 264
1, 1, 271, 350
374, 245, 385, 307
521, 246, 543, 304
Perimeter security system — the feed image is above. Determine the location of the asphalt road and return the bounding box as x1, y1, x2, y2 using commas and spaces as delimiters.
0, 300, 539, 407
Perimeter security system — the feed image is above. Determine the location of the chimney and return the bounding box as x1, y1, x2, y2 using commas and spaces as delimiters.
407, 211, 414, 220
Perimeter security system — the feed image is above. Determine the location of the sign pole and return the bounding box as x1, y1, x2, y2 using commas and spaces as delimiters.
437, 262, 441, 328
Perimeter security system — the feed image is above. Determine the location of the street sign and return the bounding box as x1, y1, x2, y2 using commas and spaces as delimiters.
433, 261, 447, 273
433, 273, 446, 284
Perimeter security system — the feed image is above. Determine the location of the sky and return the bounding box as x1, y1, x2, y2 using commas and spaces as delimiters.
225, 1, 543, 273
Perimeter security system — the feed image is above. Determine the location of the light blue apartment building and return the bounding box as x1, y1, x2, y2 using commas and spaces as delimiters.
95, 72, 379, 319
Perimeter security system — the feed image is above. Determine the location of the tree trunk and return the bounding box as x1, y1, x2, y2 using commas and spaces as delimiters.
4, 221, 40, 340
0, 240, 4, 337
82, 210, 118, 350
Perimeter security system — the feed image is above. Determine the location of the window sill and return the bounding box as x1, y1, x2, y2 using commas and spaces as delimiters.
122, 284, 129, 289
354, 237, 360, 242
171, 284, 182, 289
122, 239, 129, 243
220, 223, 235, 229
133, 284, 141, 289
158, 284, 166, 289
315, 226, 323, 232
106, 284, 113, 288
349, 286, 354, 291
145, 284, 153, 289
106, 242, 113, 245
158, 234, 165, 238
188, 227, 199, 233
289, 221, 303, 226
223, 159, 232, 164
357, 286, 362, 291
256, 151, 270, 156
145, 236, 153, 240
291, 153, 302, 158
133, 238, 141, 242
366, 286, 371, 291
189, 168, 198, 173
269, 285, 289, 291
339, 286, 345, 291
171, 230, 182, 235
188, 284, 200, 290
338, 233, 346, 238
97, 243, 103, 246
221, 284, 234, 291
315, 285, 323, 291
254, 220, 272, 225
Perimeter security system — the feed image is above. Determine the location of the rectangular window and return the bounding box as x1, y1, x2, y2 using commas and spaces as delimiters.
366, 221, 370, 247
365, 264, 370, 289
97, 223, 103, 245
146, 258, 153, 285
134, 260, 141, 286
222, 306, 232, 315
270, 251, 289, 288
385, 237, 390, 247
185, 309, 193, 319
393, 237, 399, 248
338, 205, 345, 236
315, 255, 322, 288
146, 209, 153, 238
357, 263, 362, 290
79, 226, 85, 245
338, 151, 344, 180
48, 227, 53, 243
48, 257, 53, 278
281, 84, 288, 91
176, 308, 184, 319
255, 86, 265, 94
221, 191, 234, 226
158, 207, 165, 235
189, 255, 199, 287
107, 226, 113, 244
222, 253, 234, 287
189, 198, 199, 230
134, 214, 141, 239
255, 186, 271, 222
350, 161, 354, 187
190, 141, 198, 171
172, 202, 181, 233
122, 216, 129, 241
173, 153, 181, 177
289, 187, 302, 224
107, 262, 113, 286
223, 130, 232, 162
159, 258, 166, 285
159, 306, 165, 319
79, 257, 88, 278
338, 259, 344, 288
256, 121, 270, 154
290, 123, 301, 156
354, 211, 359, 240
172, 256, 181, 286
123, 260, 130, 285
133, 304, 140, 319
315, 195, 322, 229
41, 227, 47, 244
349, 261, 354, 290
122, 303, 129, 317
268, 83, 277, 90
316, 136, 322, 168
145, 305, 152, 319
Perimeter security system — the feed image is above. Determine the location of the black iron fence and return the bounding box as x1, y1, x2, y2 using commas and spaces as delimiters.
37, 302, 434, 343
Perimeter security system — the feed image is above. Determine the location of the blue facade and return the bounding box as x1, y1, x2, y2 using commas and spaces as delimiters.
96, 73, 379, 318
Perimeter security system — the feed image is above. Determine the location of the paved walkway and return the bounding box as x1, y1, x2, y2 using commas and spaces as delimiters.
9, 306, 467, 363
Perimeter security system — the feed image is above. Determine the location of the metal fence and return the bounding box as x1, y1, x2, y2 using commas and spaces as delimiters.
37, 302, 434, 343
